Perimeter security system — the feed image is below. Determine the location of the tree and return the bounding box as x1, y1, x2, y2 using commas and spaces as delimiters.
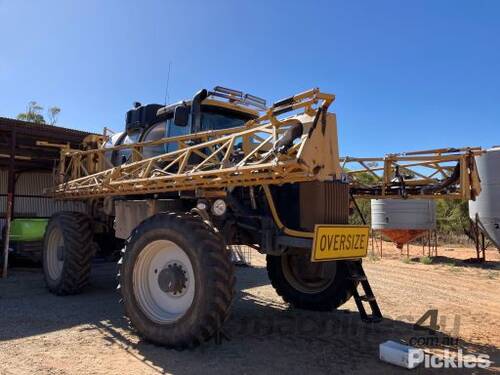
17, 102, 62, 125
345, 170, 377, 225
17, 101, 45, 124
436, 199, 469, 235
47, 106, 61, 125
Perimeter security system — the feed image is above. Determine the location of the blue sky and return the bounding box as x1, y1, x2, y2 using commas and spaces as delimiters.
1, 0, 499, 156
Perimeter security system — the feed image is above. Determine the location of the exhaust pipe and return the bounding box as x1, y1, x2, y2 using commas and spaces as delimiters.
190, 89, 208, 133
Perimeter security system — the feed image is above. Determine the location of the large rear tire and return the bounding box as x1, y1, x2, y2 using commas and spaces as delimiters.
119, 212, 235, 349
267, 252, 357, 311
43, 212, 93, 295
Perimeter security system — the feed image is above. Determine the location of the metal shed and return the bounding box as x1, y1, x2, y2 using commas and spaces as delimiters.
0, 117, 93, 276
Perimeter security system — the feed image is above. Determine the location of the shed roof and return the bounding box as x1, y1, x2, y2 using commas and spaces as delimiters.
0, 117, 95, 171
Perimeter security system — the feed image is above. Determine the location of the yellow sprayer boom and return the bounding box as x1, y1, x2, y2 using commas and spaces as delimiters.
53, 88, 481, 201
54, 89, 340, 199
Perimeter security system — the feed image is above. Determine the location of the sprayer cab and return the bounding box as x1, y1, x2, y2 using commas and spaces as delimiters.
108, 87, 264, 165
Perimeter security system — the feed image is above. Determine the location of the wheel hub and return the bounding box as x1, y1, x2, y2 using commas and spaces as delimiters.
133, 240, 195, 323
157, 263, 187, 295
282, 254, 336, 294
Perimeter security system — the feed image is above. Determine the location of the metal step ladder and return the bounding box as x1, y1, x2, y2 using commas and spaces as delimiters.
346, 261, 383, 323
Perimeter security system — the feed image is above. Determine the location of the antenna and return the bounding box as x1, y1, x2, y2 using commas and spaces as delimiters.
164, 61, 172, 105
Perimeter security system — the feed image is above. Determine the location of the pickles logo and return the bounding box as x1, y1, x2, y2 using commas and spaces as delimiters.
409, 349, 491, 369
409, 310, 491, 369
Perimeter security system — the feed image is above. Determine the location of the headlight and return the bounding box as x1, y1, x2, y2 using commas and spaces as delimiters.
196, 201, 208, 211
211, 199, 227, 216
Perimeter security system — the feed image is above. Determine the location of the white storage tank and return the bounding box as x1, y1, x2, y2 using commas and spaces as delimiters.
469, 147, 500, 249
371, 199, 436, 248
104, 131, 142, 166
104, 131, 123, 166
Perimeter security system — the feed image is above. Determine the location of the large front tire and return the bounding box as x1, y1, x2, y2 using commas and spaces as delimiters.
119, 212, 235, 349
267, 252, 357, 311
43, 212, 93, 295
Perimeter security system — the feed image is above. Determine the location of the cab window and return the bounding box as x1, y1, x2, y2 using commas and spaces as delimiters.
201, 108, 251, 131
167, 118, 190, 152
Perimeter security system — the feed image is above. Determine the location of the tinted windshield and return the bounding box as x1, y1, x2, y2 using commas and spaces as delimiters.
201, 108, 252, 131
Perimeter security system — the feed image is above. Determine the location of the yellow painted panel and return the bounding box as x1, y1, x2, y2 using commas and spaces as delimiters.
311, 225, 369, 262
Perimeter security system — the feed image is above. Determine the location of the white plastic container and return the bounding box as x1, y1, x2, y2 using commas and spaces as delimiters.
379, 340, 424, 369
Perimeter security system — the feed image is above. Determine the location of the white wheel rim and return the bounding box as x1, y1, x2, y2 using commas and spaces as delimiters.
133, 240, 195, 324
46, 226, 64, 280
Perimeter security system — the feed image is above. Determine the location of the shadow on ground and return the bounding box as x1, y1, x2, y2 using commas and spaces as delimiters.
409, 255, 500, 270
0, 263, 498, 374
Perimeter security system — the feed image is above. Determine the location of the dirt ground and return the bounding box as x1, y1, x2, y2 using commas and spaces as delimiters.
0, 243, 498, 375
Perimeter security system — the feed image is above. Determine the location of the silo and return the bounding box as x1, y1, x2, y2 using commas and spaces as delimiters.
469, 147, 500, 249
371, 199, 436, 248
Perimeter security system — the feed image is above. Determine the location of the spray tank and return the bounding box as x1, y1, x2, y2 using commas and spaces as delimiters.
469, 147, 500, 249
105, 102, 163, 166
371, 199, 436, 248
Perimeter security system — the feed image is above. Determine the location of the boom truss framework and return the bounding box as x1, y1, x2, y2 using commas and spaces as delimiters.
52, 89, 482, 201
54, 89, 339, 199
343, 147, 482, 201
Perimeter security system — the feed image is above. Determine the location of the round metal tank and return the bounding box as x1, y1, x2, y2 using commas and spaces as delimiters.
468, 147, 500, 249
104, 131, 142, 166
371, 199, 436, 247
104, 132, 123, 166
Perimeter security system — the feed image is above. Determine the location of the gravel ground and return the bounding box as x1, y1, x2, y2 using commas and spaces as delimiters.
0, 245, 499, 375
